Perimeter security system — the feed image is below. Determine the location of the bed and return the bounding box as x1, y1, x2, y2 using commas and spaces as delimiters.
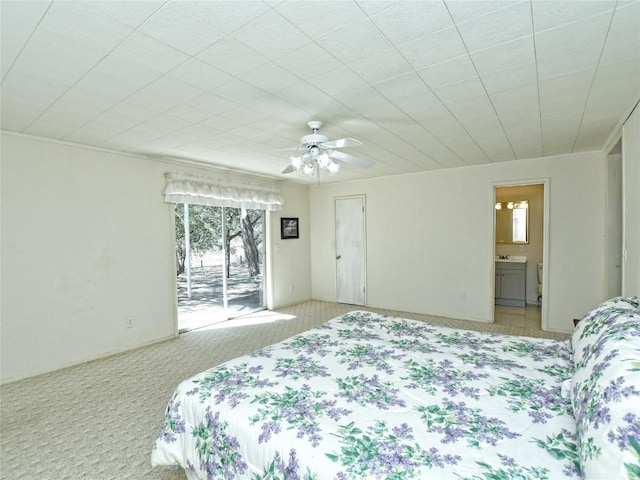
151, 297, 640, 480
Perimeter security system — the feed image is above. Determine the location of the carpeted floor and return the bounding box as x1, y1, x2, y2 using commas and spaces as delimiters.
0, 301, 567, 479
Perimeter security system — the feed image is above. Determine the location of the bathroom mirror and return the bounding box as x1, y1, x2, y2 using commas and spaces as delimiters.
495, 200, 528, 244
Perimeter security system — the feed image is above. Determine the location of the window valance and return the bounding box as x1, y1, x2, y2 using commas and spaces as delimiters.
164, 172, 284, 211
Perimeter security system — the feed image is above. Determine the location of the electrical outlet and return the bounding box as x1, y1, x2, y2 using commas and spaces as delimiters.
460, 292, 466, 300
125, 316, 134, 328
289, 285, 293, 293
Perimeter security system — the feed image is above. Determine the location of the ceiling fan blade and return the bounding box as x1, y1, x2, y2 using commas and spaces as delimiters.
281, 165, 297, 174
320, 137, 363, 149
331, 150, 374, 169
272, 147, 303, 152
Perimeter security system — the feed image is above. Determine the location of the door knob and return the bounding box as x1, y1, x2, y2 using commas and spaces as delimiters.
336, 255, 341, 260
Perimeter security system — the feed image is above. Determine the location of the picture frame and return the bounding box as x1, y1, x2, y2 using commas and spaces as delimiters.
280, 217, 299, 239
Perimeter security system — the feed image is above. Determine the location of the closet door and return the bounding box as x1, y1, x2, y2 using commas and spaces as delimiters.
335, 196, 366, 305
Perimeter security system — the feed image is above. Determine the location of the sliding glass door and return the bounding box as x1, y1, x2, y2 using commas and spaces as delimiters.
174, 204, 265, 332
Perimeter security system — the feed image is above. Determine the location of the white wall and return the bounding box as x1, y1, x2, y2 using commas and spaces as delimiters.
622, 105, 640, 296
0, 133, 309, 383
310, 151, 607, 333
267, 182, 311, 309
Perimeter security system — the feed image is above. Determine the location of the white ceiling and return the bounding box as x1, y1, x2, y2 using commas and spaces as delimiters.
1, 1, 639, 184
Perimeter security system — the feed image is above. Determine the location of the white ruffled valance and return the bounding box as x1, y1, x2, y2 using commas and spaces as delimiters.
164, 172, 284, 211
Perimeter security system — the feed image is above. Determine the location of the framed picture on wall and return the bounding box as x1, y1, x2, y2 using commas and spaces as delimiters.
281, 217, 299, 239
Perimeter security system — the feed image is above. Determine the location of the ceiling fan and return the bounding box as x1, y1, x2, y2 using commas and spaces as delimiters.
281, 121, 373, 176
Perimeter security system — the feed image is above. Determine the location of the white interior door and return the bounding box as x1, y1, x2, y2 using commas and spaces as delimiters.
335, 196, 366, 305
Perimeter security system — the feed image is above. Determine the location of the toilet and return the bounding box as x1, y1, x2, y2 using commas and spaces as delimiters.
537, 263, 543, 303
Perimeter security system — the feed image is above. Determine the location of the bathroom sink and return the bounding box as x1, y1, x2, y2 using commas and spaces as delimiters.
495, 255, 527, 263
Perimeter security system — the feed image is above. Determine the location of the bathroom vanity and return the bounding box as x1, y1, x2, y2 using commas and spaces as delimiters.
495, 257, 527, 307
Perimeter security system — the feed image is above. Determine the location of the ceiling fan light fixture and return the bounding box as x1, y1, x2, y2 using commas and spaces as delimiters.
302, 163, 315, 176
281, 121, 372, 177
317, 152, 331, 168
290, 156, 303, 170
327, 160, 340, 175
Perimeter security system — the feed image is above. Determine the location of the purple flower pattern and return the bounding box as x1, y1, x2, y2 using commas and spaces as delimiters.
568, 296, 640, 479
153, 310, 581, 479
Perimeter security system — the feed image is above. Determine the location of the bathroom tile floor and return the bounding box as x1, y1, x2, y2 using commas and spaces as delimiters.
495, 303, 542, 331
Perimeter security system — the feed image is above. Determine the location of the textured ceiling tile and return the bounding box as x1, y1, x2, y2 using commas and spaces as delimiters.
107, 102, 159, 123
275, 1, 368, 40
1, 70, 70, 108
494, 101, 541, 127
0, 0, 638, 183
213, 80, 271, 106
45, 99, 104, 121
0, 2, 50, 78
317, 20, 394, 65
167, 124, 215, 142
24, 117, 85, 139
274, 43, 344, 78
455, 1, 533, 53
490, 83, 540, 108
374, 73, 441, 114
307, 65, 369, 97
93, 55, 164, 91
56, 84, 123, 111
444, 136, 491, 165
480, 61, 538, 93
531, 0, 616, 32
110, 32, 189, 74
242, 62, 300, 92
39, 1, 131, 49
574, 109, 621, 150
538, 69, 595, 99
197, 37, 269, 76
74, 70, 146, 103
471, 36, 535, 76
589, 60, 640, 108
417, 55, 477, 89
507, 128, 543, 159
125, 90, 183, 113
348, 49, 413, 85
431, 77, 487, 107
147, 113, 195, 131
356, 1, 401, 17
177, 1, 272, 35
446, 1, 523, 24
231, 10, 312, 61
80, 0, 164, 29
145, 76, 206, 103
188, 93, 237, 116
397, 26, 467, 70
333, 86, 401, 120
271, 81, 336, 113
63, 120, 128, 145
10, 28, 106, 86
167, 59, 234, 92
369, 1, 453, 46
535, 12, 612, 79
94, 110, 145, 130
139, 2, 225, 56
598, 1, 640, 66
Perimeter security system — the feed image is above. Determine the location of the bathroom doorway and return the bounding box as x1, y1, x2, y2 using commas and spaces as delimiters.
492, 181, 549, 331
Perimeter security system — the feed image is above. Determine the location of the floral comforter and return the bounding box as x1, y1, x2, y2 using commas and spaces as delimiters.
152, 311, 579, 479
